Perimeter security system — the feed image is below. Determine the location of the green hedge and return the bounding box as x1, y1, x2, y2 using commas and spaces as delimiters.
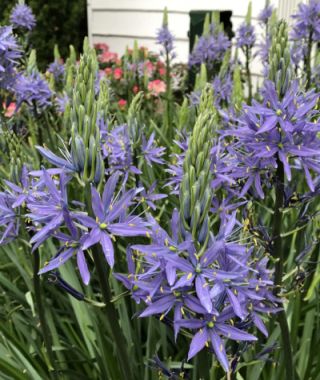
1, 0, 87, 69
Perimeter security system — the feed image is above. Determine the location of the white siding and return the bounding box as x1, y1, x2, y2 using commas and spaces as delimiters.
87, 0, 307, 77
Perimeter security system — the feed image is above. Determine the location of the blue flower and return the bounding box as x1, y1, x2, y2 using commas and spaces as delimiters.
142, 132, 166, 166
116, 209, 276, 371
104, 125, 141, 178
39, 228, 91, 285
73, 172, 149, 268
189, 26, 230, 69
0, 191, 20, 245
27, 170, 73, 249
291, 0, 320, 41
10, 4, 36, 31
156, 26, 175, 56
236, 22, 256, 49
14, 72, 52, 110
48, 60, 65, 84
258, 4, 273, 25
230, 80, 320, 196
0, 26, 21, 90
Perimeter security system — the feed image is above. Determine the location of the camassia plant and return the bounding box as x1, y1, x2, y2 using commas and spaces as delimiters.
0, 1, 320, 379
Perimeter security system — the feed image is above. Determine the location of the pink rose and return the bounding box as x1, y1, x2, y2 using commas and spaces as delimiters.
105, 67, 112, 76
133, 85, 139, 94
3, 102, 16, 118
113, 67, 123, 80
94, 43, 109, 53
148, 79, 166, 96
144, 61, 154, 76
99, 51, 118, 63
118, 99, 127, 110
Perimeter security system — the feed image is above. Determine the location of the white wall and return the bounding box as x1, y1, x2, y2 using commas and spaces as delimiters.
87, 0, 305, 77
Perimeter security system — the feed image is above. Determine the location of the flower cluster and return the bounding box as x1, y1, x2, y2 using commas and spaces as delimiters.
115, 211, 276, 371
228, 80, 320, 197
48, 60, 65, 84
189, 25, 230, 69
0, 167, 150, 285
10, 3, 36, 31
258, 4, 273, 25
156, 26, 175, 57
0, 26, 21, 90
14, 72, 52, 110
236, 22, 256, 49
291, 0, 320, 42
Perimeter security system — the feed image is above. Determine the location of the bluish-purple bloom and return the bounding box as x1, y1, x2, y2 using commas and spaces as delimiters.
115, 209, 276, 371
142, 132, 166, 166
27, 170, 73, 249
291, 0, 320, 41
258, 4, 273, 25
166, 136, 188, 194
212, 73, 232, 107
156, 26, 175, 56
48, 60, 65, 83
103, 125, 141, 177
14, 72, 52, 110
236, 22, 256, 49
137, 182, 167, 210
0, 26, 21, 90
10, 3, 36, 31
73, 172, 149, 268
189, 26, 230, 69
39, 228, 91, 285
0, 191, 20, 245
229, 80, 320, 196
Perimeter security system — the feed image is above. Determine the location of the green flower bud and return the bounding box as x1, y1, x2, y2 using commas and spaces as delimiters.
177, 97, 189, 131
202, 13, 211, 36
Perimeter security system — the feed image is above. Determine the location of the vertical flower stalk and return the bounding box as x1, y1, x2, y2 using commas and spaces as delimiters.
236, 2, 255, 104
179, 85, 216, 254
69, 39, 133, 380
290, 0, 320, 89
83, 184, 134, 380
32, 248, 57, 378
268, 20, 294, 380
156, 8, 175, 140
67, 38, 105, 186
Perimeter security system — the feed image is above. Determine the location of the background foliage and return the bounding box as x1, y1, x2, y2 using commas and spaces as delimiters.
0, 0, 87, 69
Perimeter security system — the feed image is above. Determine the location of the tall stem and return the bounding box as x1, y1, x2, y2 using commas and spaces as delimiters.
84, 184, 134, 380
272, 161, 294, 380
164, 50, 172, 140
33, 249, 56, 378
305, 30, 313, 90
245, 47, 252, 104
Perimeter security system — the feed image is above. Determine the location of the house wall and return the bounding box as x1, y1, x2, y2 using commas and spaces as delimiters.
87, 0, 306, 78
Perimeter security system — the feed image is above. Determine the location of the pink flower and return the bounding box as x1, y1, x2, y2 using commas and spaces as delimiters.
93, 42, 109, 53
144, 61, 154, 76
3, 102, 16, 117
113, 67, 123, 80
99, 51, 118, 63
94, 43, 109, 53
133, 85, 139, 94
118, 99, 127, 110
148, 79, 166, 96
105, 67, 112, 76
157, 61, 166, 76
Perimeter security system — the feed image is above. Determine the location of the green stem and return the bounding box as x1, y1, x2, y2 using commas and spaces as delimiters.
33, 249, 56, 378
85, 184, 134, 380
303, 240, 320, 297
164, 50, 172, 140
305, 30, 313, 90
272, 161, 294, 380
245, 47, 252, 104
